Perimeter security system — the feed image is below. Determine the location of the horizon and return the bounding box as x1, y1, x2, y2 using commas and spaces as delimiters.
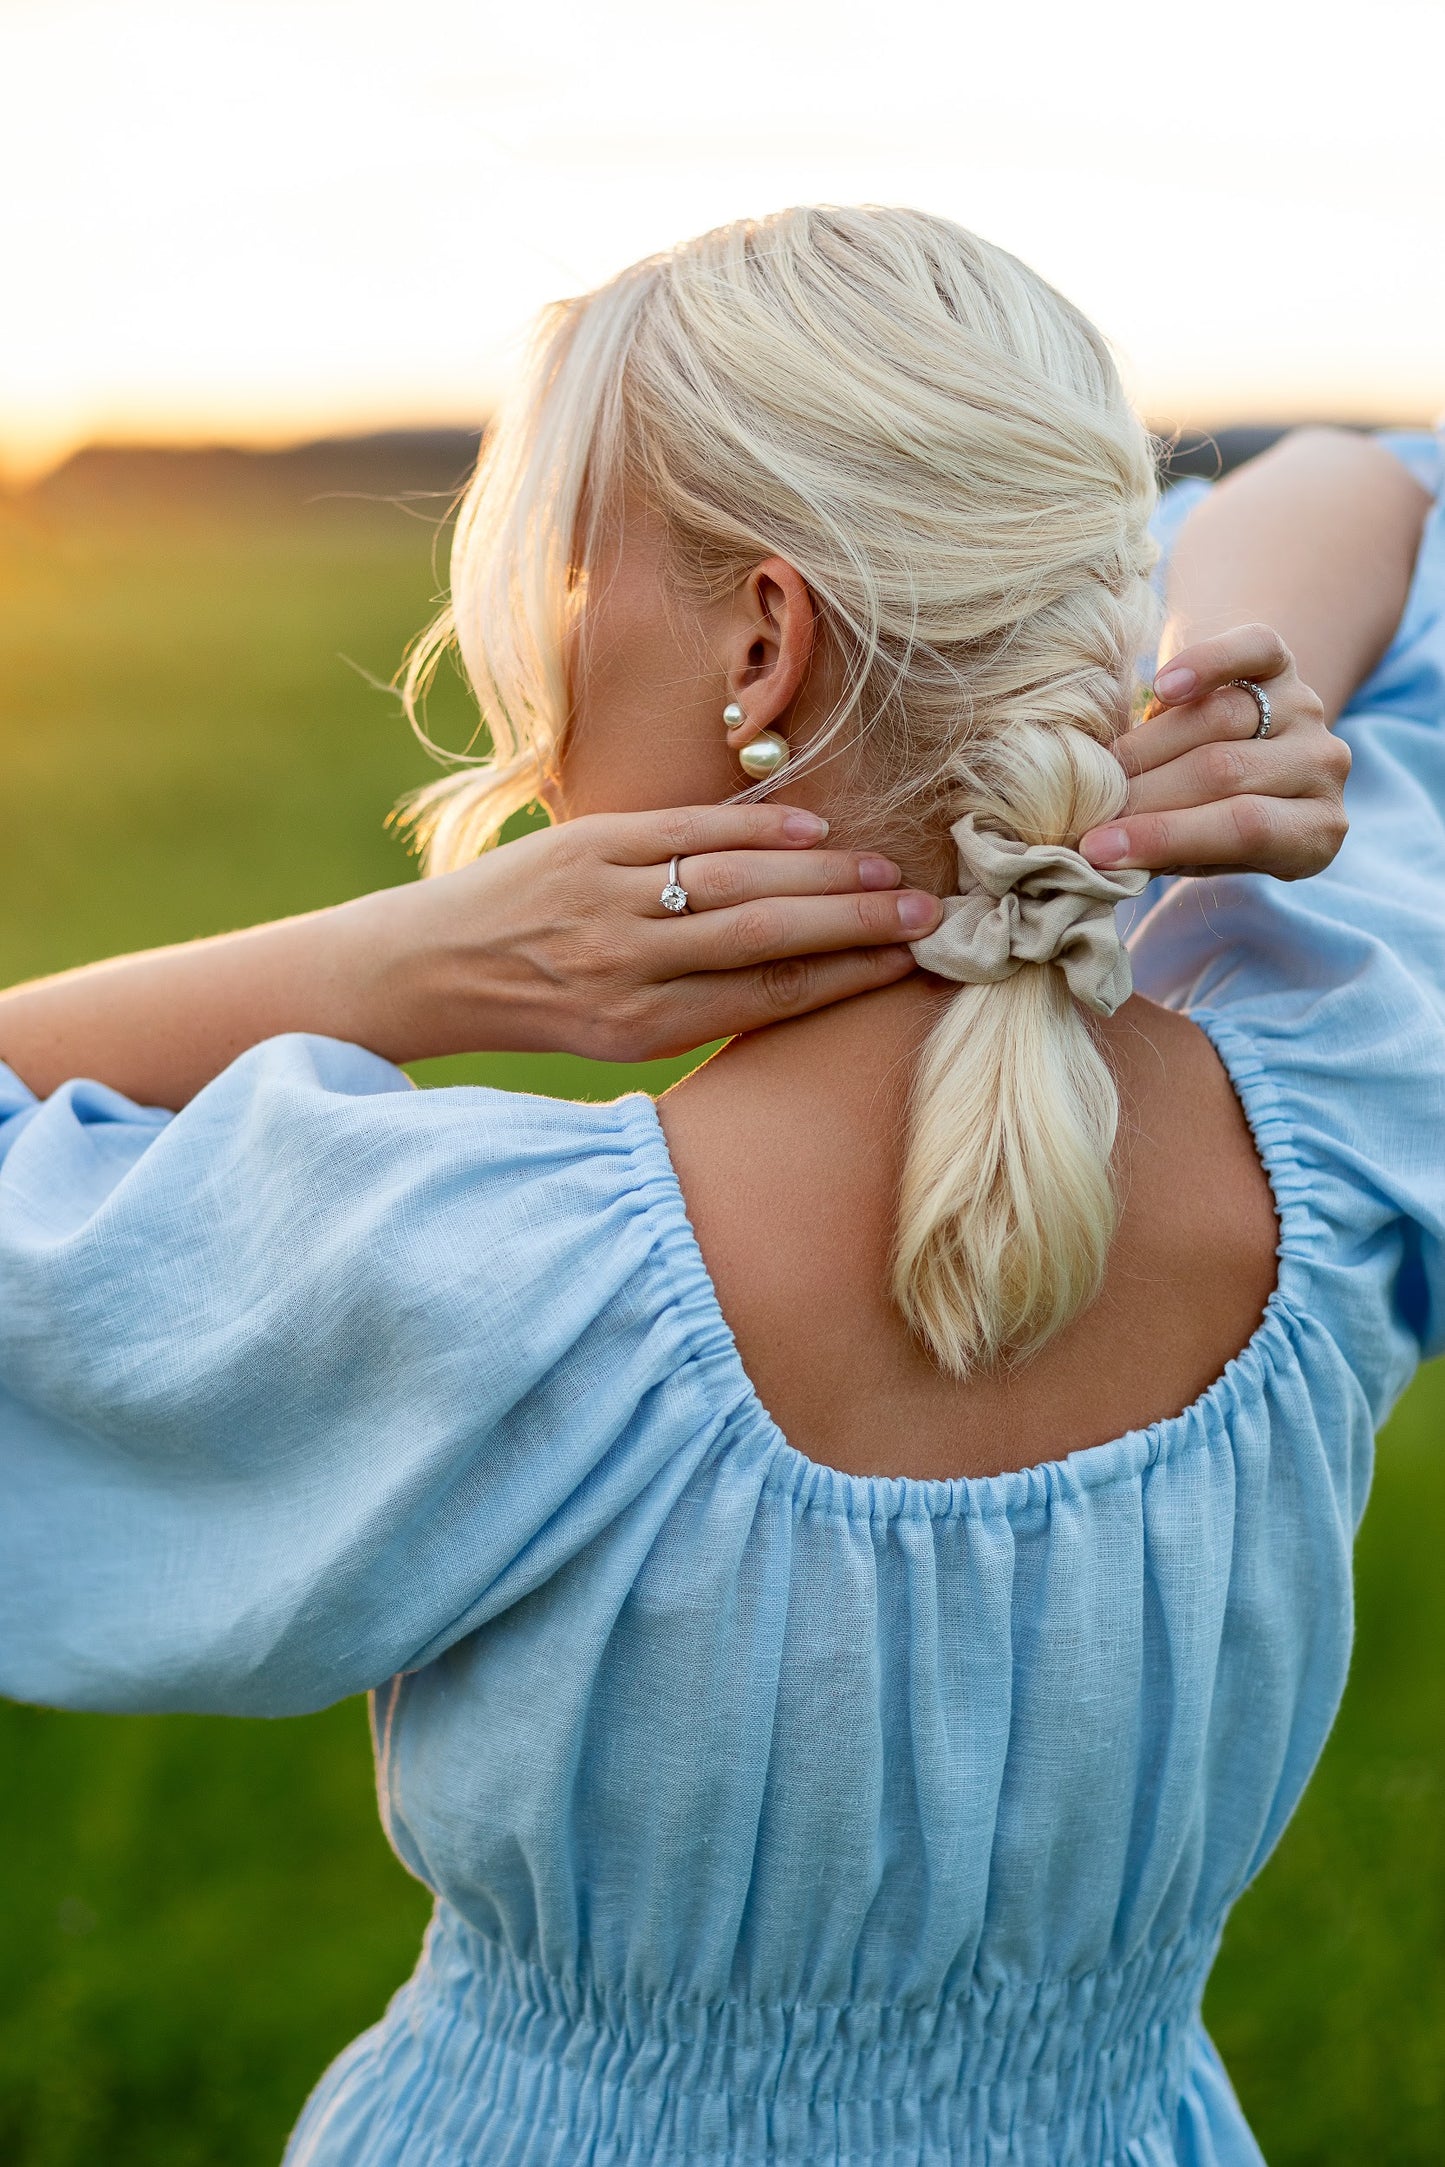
9, 416, 1435, 503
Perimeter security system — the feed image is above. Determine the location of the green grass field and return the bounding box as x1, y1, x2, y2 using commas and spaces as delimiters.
0, 476, 1441, 2164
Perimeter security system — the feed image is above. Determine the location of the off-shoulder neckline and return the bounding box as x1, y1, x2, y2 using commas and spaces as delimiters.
616, 1008, 1316, 1523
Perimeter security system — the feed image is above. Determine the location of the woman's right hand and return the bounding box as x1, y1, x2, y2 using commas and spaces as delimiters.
1079, 624, 1350, 881
374, 802, 943, 1065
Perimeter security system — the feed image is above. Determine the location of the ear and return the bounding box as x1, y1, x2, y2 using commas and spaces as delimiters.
722, 556, 816, 752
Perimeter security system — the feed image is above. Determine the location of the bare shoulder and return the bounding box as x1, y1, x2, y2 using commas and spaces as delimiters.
1105, 995, 1278, 1265
1095, 997, 1280, 1417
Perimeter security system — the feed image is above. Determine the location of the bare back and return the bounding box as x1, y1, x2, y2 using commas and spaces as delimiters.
658, 979, 1279, 1482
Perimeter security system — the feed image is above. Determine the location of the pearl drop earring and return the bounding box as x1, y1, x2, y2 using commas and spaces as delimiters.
722, 701, 789, 782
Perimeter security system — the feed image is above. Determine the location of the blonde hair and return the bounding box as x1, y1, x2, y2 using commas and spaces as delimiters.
402, 205, 1159, 1376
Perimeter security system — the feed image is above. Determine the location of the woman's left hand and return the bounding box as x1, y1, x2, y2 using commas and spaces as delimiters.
1079, 623, 1351, 880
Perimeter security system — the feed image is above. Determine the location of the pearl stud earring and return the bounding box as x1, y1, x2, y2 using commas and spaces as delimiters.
722, 701, 789, 782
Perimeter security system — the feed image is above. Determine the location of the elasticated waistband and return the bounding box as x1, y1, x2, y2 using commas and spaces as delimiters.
347, 1908, 1221, 2165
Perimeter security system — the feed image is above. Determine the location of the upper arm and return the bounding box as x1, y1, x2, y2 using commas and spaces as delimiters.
1163, 427, 1432, 723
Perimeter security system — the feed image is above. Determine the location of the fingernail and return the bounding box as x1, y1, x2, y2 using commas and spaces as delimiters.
1154, 665, 1196, 700
1082, 826, 1130, 867
783, 810, 829, 841
858, 854, 901, 889
897, 891, 940, 930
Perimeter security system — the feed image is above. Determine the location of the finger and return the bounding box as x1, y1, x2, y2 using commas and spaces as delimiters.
1079, 797, 1342, 879
596, 801, 832, 867
1117, 735, 1329, 819
655, 886, 942, 970
668, 945, 918, 1043
1151, 623, 1294, 707
1115, 682, 1296, 778
640, 848, 901, 916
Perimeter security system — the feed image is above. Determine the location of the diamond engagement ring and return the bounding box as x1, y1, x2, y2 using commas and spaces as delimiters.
1230, 679, 1273, 740
659, 856, 690, 914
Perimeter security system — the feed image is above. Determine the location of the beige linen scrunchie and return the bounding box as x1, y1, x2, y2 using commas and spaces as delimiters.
909, 813, 1149, 1018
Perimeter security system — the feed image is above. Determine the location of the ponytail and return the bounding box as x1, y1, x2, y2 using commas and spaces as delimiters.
893, 722, 1144, 1376
894, 969, 1120, 1374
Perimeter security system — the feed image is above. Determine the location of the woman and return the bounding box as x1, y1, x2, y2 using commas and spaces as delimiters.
0, 207, 1438, 2164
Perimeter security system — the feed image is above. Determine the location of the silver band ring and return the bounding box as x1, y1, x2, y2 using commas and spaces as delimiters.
659, 856, 690, 914
1230, 678, 1273, 740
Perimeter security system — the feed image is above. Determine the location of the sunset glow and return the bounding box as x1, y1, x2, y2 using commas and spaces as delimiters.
2, 0, 1441, 481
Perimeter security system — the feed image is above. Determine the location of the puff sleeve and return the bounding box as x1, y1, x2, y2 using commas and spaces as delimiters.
0, 1039, 710, 1716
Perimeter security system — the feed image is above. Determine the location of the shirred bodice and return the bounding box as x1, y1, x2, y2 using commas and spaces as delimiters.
321, 1909, 1231, 2164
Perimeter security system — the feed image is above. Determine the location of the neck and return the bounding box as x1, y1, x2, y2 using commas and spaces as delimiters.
679, 970, 950, 1115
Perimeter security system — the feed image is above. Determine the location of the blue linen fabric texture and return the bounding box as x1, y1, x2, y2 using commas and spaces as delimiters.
3, 436, 1445, 2167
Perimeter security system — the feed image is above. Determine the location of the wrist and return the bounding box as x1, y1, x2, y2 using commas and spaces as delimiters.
328, 864, 532, 1066
321, 885, 446, 1064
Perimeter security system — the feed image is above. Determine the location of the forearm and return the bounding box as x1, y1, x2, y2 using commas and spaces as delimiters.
1163, 428, 1431, 722
0, 889, 435, 1109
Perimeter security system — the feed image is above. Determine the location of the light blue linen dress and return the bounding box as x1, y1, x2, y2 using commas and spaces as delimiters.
3, 434, 1444, 2166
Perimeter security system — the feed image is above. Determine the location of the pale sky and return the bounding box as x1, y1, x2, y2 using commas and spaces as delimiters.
2, 0, 1442, 481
